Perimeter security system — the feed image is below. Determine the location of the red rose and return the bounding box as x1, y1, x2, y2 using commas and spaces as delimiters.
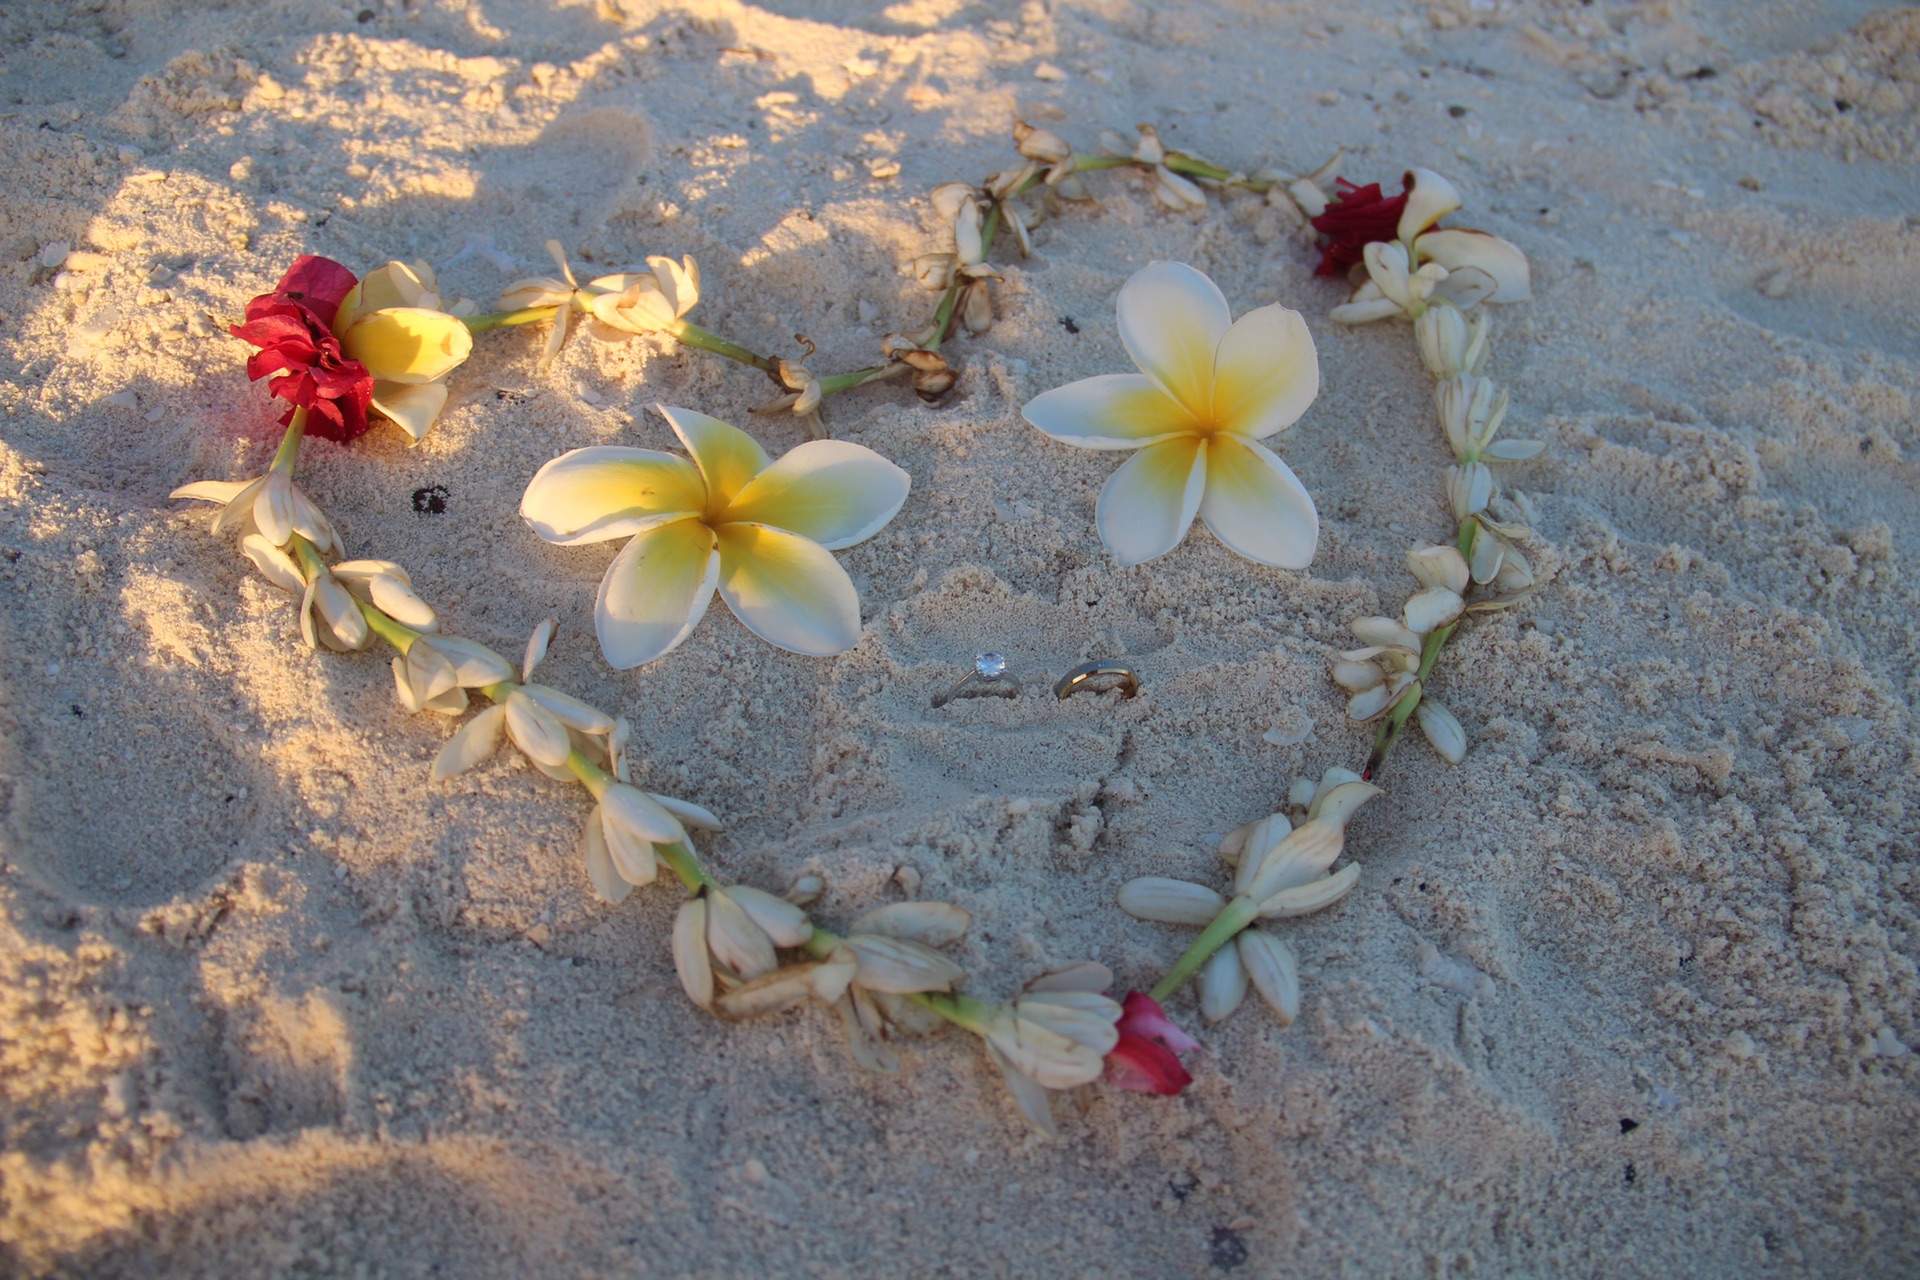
229, 255, 375, 444
1309, 178, 1411, 277
1105, 991, 1199, 1094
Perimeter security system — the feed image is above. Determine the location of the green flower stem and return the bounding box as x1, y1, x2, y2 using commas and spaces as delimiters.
1148, 894, 1262, 1004
1072, 155, 1133, 173
462, 305, 561, 334
1164, 152, 1233, 183
654, 841, 712, 895
358, 601, 422, 652
664, 319, 780, 374
923, 282, 964, 355
1365, 517, 1481, 780
817, 362, 909, 398
269, 408, 308, 475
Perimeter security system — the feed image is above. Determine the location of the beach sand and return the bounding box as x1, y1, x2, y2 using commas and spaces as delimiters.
2, 0, 1917, 1274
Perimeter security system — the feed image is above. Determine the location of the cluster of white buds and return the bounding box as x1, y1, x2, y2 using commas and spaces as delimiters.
1330, 281, 1543, 767
1331, 548, 1470, 760
752, 336, 825, 429
880, 333, 955, 402
172, 470, 381, 652
1329, 170, 1531, 325
1100, 125, 1205, 211
1249, 150, 1345, 218
1119, 772, 1377, 1025
499, 240, 700, 367
173, 470, 339, 556
1012, 120, 1080, 190
975, 963, 1123, 1136
928, 183, 1008, 335
431, 620, 629, 781
712, 901, 970, 1072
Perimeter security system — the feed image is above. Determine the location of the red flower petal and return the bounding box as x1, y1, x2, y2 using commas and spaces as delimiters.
230, 262, 374, 444
1309, 178, 1411, 276
1105, 992, 1198, 1094
270, 255, 359, 326
1106, 1032, 1194, 1095
1118, 992, 1201, 1055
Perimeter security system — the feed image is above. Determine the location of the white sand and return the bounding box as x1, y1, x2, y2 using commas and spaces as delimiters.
3, 0, 1918, 1274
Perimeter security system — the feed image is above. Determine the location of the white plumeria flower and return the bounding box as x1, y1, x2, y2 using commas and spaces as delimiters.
1121, 773, 1378, 1024
1022, 261, 1321, 568
498, 240, 700, 368
520, 405, 910, 668
331, 260, 476, 442
1101, 125, 1206, 211
1330, 169, 1532, 324
171, 470, 339, 555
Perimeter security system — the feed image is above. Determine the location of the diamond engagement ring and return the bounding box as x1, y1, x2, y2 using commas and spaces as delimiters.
1052, 660, 1141, 700
933, 651, 1019, 707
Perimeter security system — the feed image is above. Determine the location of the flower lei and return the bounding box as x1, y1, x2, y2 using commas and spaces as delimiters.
171, 121, 1537, 1137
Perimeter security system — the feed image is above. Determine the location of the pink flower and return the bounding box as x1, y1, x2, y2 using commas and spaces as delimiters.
1105, 992, 1199, 1094
229, 255, 374, 444
1309, 178, 1409, 276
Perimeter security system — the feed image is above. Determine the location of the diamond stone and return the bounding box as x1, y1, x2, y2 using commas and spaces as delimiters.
974, 651, 1008, 678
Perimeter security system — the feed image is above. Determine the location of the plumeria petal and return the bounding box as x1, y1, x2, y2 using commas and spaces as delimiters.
1396, 167, 1463, 241
1021, 373, 1198, 450
649, 792, 723, 831
503, 690, 571, 767
659, 405, 770, 508
712, 523, 862, 656
170, 479, 253, 506
1198, 944, 1249, 1022
1209, 305, 1319, 441
1431, 266, 1497, 312
985, 1042, 1059, 1136
1416, 229, 1532, 303
673, 899, 715, 1009
521, 447, 707, 546
339, 307, 473, 384
432, 703, 506, 781
1362, 241, 1416, 309
1198, 435, 1317, 569
1330, 281, 1406, 325
721, 440, 910, 550
370, 380, 449, 443
595, 516, 721, 669
239, 534, 305, 593
1094, 435, 1206, 567
1115, 261, 1232, 419
582, 805, 634, 904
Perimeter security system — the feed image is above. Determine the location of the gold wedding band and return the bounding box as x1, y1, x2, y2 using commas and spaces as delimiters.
1052, 660, 1140, 700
